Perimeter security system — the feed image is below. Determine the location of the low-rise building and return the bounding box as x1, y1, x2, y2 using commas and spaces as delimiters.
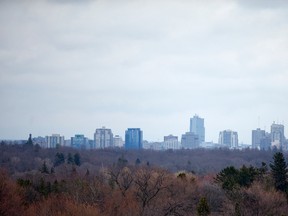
181, 132, 199, 149
113, 135, 124, 148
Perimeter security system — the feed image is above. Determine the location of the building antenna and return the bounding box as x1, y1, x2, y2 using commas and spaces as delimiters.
258, 116, 260, 128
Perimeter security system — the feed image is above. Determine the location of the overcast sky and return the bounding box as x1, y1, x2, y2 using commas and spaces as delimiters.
0, 0, 288, 144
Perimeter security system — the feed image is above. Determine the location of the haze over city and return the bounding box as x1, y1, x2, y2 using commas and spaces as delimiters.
0, 0, 288, 143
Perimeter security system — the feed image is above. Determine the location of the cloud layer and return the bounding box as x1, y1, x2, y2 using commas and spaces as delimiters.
1, 0, 288, 143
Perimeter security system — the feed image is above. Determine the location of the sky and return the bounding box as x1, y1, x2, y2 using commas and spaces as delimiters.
0, 0, 288, 144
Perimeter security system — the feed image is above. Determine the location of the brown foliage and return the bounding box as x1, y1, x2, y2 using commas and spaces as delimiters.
0, 169, 25, 216
107, 166, 134, 197
2, 145, 288, 216
240, 182, 288, 216
26, 195, 100, 216
221, 181, 288, 216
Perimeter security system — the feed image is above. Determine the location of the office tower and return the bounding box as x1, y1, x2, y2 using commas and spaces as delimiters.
163, 135, 180, 150
181, 132, 199, 149
45, 134, 65, 148
252, 128, 266, 149
71, 134, 89, 149
190, 115, 205, 143
113, 135, 124, 148
94, 127, 114, 149
218, 130, 238, 149
125, 128, 143, 150
271, 123, 285, 149
260, 132, 271, 150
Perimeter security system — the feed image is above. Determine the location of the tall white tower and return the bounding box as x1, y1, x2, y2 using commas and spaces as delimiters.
190, 114, 205, 143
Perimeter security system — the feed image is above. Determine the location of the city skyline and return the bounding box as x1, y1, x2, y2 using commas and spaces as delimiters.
5, 119, 286, 147
0, 0, 288, 143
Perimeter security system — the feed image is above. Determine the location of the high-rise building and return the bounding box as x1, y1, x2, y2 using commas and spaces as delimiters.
45, 134, 65, 148
218, 130, 238, 149
163, 135, 180, 150
190, 115, 205, 143
181, 132, 199, 149
94, 127, 114, 149
260, 132, 271, 150
71, 134, 89, 149
125, 128, 143, 150
271, 123, 285, 149
252, 128, 266, 149
285, 139, 288, 151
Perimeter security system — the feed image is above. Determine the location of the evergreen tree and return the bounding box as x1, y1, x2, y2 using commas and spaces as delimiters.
258, 162, 268, 176
34, 143, 41, 152
215, 165, 259, 190
238, 165, 257, 187
38, 178, 51, 197
54, 152, 65, 167
40, 161, 49, 174
117, 155, 128, 167
197, 197, 210, 216
25, 134, 33, 147
270, 152, 288, 192
67, 153, 74, 165
215, 166, 239, 190
135, 158, 141, 165
74, 153, 81, 166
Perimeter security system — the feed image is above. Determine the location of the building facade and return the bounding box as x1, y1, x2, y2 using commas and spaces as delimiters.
125, 128, 143, 150
113, 135, 124, 148
271, 123, 285, 149
260, 133, 271, 150
218, 130, 238, 149
71, 134, 89, 149
45, 134, 65, 148
163, 135, 180, 150
252, 128, 266, 149
94, 127, 114, 149
143, 142, 163, 150
190, 115, 205, 143
32, 136, 47, 148
181, 132, 199, 149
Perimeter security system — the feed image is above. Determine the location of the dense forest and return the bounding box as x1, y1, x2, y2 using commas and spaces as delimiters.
0, 142, 279, 176
1, 142, 288, 215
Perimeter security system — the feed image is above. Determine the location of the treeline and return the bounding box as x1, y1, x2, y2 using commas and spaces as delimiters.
0, 142, 279, 177
1, 151, 288, 215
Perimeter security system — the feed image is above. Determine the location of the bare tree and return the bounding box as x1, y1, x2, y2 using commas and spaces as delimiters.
134, 168, 168, 215
107, 166, 134, 197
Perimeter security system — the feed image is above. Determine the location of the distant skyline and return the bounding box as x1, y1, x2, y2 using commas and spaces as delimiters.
0, 0, 288, 144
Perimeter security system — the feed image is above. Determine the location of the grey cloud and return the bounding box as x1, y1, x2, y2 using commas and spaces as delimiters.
0, 0, 287, 142
47, 0, 96, 4
236, 0, 288, 9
